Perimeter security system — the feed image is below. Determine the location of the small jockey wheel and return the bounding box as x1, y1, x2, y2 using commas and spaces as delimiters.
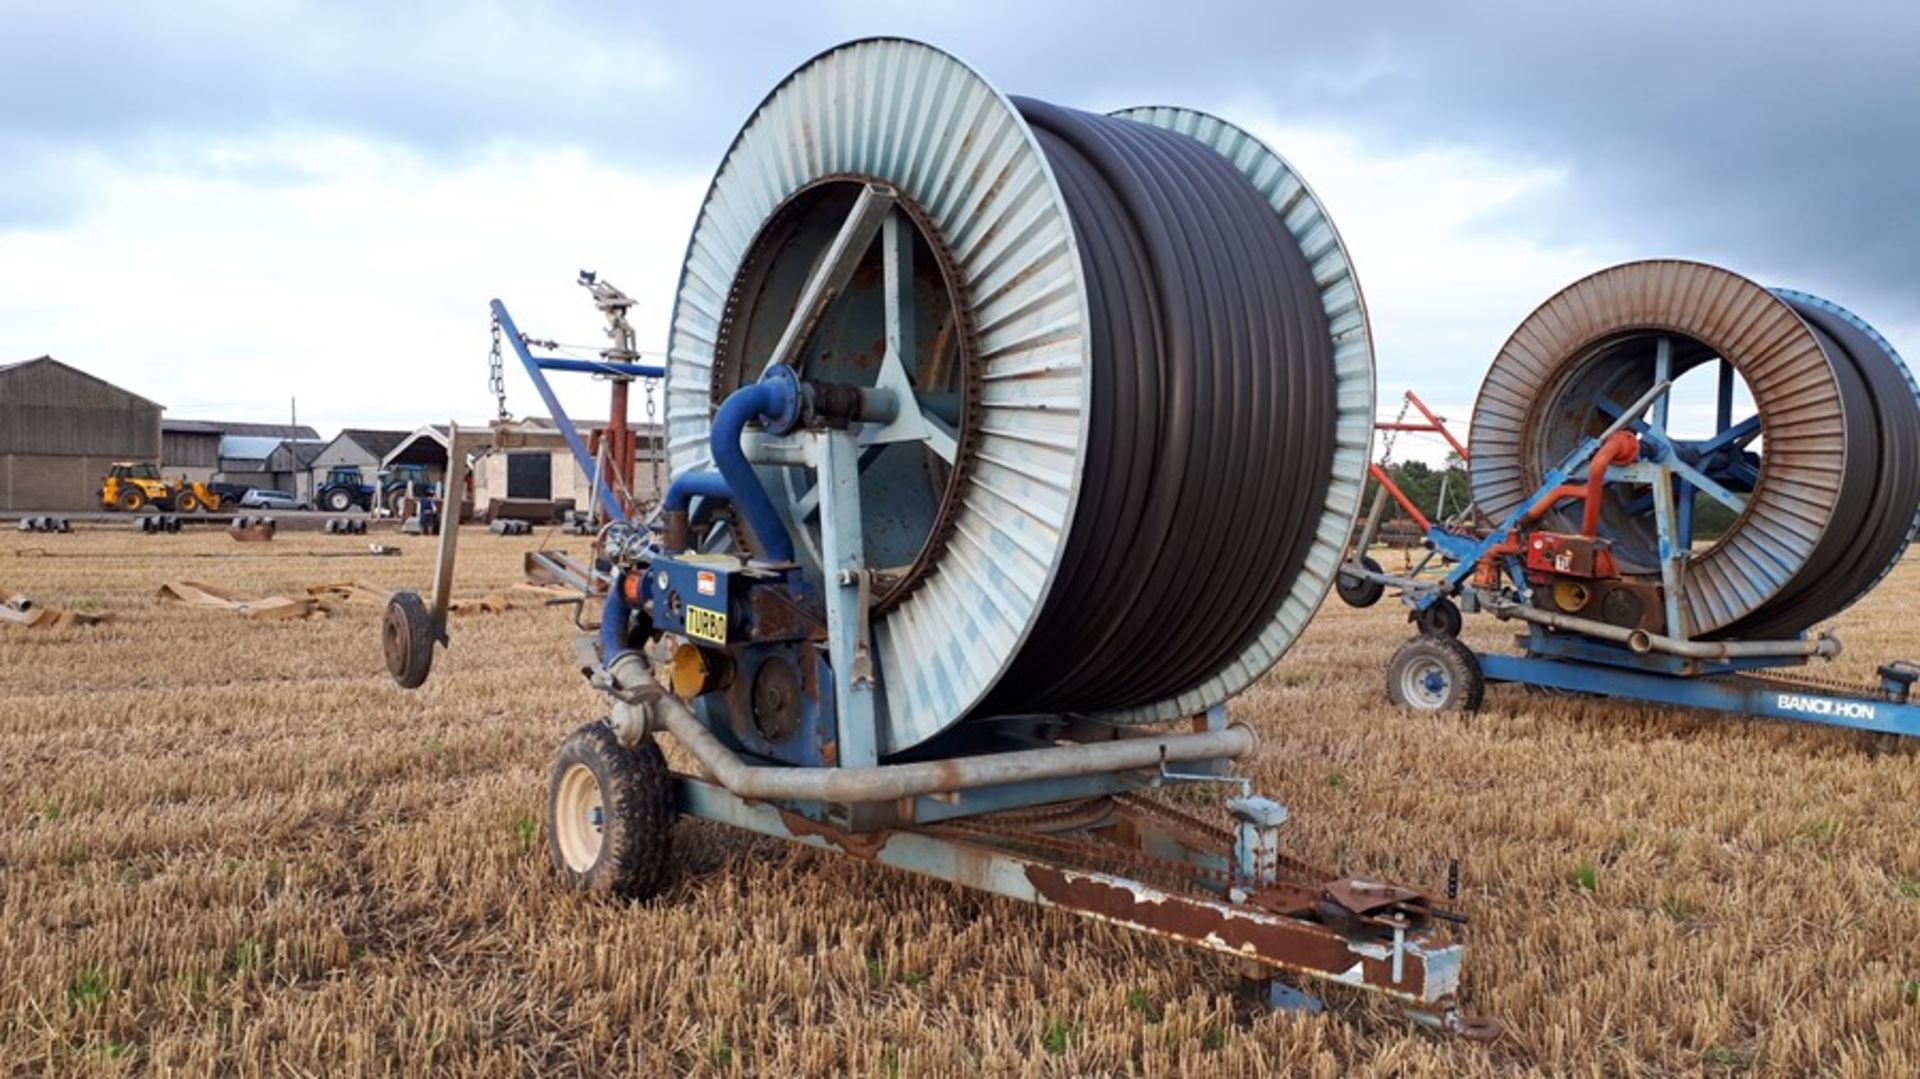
1386, 636, 1484, 712
1336, 556, 1386, 608
383, 591, 437, 689
548, 721, 677, 900
1412, 596, 1463, 639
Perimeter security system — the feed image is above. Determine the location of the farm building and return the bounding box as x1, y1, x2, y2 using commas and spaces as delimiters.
465, 418, 664, 519
382, 425, 451, 487
270, 440, 329, 500
161, 418, 318, 483
216, 436, 328, 498
0, 357, 162, 510
376, 419, 664, 520
308, 428, 409, 492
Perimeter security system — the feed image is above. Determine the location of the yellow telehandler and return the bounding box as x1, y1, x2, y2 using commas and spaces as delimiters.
99, 463, 222, 512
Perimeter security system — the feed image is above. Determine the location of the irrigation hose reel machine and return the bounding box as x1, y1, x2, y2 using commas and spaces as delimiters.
1344, 261, 1920, 737
383, 39, 1495, 1035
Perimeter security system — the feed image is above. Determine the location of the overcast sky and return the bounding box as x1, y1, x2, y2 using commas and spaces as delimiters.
2, 1, 1915, 461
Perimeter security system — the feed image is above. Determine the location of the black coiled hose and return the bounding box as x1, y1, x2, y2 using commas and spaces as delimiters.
980, 99, 1336, 715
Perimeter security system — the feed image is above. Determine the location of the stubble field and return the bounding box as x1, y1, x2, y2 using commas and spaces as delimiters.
3, 527, 1918, 1076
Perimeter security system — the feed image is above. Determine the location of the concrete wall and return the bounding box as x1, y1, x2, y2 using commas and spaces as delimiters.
0, 453, 119, 510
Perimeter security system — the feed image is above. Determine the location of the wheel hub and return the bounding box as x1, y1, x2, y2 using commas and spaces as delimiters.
553, 762, 605, 873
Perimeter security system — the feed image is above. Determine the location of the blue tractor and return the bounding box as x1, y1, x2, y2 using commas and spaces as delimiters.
318, 463, 433, 513
316, 465, 376, 512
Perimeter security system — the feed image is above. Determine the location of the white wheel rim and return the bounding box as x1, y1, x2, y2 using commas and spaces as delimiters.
554, 763, 605, 872
1401, 656, 1451, 710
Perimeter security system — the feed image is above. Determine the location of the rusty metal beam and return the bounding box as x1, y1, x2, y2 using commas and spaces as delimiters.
676, 776, 1464, 1006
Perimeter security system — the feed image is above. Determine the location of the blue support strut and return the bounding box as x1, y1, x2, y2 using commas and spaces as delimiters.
490, 299, 628, 523
533, 357, 667, 379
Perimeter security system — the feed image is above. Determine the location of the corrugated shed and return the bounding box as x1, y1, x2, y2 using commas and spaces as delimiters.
267, 439, 327, 472
0, 357, 162, 458
163, 419, 319, 440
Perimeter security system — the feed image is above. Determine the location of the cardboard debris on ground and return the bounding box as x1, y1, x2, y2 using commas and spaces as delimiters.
1, 587, 108, 630
305, 581, 520, 616
156, 579, 536, 625
157, 580, 322, 621
448, 594, 515, 615
305, 581, 390, 607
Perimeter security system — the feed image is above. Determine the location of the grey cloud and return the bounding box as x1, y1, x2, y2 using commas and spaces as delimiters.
5, 1, 1917, 328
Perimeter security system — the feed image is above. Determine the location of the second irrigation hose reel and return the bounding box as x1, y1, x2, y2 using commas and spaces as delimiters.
1365, 260, 1920, 737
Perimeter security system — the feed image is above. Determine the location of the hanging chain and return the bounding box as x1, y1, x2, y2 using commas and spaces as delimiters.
1378, 393, 1413, 470
487, 315, 509, 421
644, 377, 662, 500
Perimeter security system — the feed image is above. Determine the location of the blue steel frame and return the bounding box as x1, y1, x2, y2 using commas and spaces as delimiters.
490, 298, 667, 525
1481, 646, 1920, 738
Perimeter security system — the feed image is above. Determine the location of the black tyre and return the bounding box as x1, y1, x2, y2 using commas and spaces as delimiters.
322, 488, 353, 512
383, 591, 436, 689
1413, 597, 1463, 639
1336, 556, 1386, 608
176, 490, 202, 513
1386, 635, 1484, 713
548, 721, 676, 900
116, 488, 146, 512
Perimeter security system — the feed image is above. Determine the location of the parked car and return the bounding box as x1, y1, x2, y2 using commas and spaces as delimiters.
238, 488, 311, 511
207, 481, 253, 506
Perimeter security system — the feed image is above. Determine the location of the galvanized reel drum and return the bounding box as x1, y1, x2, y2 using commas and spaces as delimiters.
667, 38, 1373, 751
1470, 260, 1920, 639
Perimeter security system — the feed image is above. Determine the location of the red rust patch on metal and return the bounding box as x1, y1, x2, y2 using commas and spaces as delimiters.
777, 809, 890, 860
1024, 866, 1427, 997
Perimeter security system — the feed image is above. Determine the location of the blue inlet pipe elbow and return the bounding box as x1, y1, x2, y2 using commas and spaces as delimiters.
664, 470, 732, 514
706, 370, 799, 564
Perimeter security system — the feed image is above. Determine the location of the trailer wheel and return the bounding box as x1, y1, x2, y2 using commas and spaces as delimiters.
1386, 636, 1484, 713
1336, 556, 1386, 608
382, 591, 437, 688
548, 721, 676, 900
1413, 597, 1463, 639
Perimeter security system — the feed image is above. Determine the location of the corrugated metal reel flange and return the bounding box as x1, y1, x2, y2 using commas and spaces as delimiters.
668, 39, 1089, 752
667, 39, 1371, 749
1470, 259, 1920, 638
